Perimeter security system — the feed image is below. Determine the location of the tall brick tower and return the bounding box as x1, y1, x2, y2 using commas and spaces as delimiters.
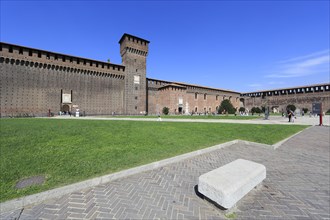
119, 33, 149, 115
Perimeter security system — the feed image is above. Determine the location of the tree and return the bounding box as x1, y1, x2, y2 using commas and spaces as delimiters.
239, 107, 245, 112
286, 104, 296, 112
251, 107, 257, 115
302, 108, 308, 114
162, 107, 169, 115
217, 100, 236, 114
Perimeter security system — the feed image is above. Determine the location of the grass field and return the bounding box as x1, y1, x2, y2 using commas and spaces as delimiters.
0, 118, 308, 202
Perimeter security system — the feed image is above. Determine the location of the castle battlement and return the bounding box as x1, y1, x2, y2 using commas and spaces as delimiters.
0, 42, 125, 74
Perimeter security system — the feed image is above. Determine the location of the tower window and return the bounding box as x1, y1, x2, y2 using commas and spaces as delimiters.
19, 48, 23, 54
9, 46, 13, 53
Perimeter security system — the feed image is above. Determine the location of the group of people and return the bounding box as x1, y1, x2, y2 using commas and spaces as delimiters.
59, 111, 71, 116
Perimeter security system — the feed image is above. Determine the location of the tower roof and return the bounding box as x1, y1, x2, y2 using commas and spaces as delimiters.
119, 33, 150, 44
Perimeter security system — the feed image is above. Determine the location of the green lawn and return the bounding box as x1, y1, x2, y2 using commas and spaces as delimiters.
0, 118, 308, 202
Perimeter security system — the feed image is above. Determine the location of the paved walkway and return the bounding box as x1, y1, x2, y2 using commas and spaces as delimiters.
54, 115, 330, 126
1, 126, 329, 219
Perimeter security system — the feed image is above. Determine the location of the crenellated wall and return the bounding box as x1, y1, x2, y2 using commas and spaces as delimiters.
1, 35, 329, 117
241, 84, 330, 113
0, 43, 125, 117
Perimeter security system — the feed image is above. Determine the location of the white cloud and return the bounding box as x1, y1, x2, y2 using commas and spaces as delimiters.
248, 83, 262, 87
268, 81, 284, 85
266, 50, 330, 78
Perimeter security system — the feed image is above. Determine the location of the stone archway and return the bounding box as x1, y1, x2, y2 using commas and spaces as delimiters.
240, 98, 245, 108
62, 104, 70, 113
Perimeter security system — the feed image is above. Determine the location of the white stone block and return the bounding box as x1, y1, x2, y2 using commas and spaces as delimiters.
198, 159, 266, 209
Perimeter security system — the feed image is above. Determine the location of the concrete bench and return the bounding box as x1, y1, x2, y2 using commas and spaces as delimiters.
198, 159, 266, 209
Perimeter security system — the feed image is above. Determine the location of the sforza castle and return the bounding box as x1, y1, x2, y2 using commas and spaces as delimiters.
0, 33, 329, 117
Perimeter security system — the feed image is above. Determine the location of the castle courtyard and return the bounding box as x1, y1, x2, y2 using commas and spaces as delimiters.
1, 117, 329, 219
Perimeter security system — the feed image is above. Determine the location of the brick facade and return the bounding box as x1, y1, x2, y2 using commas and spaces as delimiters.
146, 78, 241, 115
0, 33, 329, 117
241, 84, 330, 114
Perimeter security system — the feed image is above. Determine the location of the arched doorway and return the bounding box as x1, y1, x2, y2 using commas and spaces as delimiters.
240, 98, 245, 108
62, 104, 70, 113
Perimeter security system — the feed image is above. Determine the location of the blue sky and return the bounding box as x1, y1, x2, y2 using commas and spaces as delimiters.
1, 0, 329, 92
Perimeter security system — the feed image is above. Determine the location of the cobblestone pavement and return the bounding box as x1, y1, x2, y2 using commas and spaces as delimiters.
1, 126, 329, 219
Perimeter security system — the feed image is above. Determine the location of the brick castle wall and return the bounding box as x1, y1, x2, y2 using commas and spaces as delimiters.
146, 78, 241, 115
242, 85, 330, 113
0, 43, 125, 117
1, 34, 328, 117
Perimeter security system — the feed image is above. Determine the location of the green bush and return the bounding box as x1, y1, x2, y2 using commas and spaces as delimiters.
217, 100, 236, 114
251, 107, 262, 114
162, 107, 169, 115
239, 107, 245, 112
302, 108, 308, 114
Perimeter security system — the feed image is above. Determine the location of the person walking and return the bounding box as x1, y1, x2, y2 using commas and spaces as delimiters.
288, 110, 292, 122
